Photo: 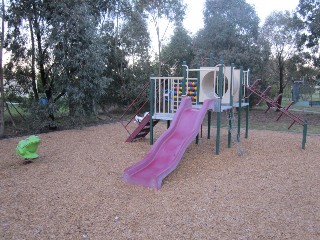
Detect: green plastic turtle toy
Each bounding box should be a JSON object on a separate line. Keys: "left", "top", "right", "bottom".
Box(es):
{"left": 16, "top": 135, "right": 41, "bottom": 159}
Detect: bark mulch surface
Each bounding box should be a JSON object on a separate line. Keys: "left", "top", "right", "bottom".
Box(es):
{"left": 1, "top": 122, "right": 320, "bottom": 239}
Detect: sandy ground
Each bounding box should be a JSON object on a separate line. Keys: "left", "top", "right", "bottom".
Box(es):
{"left": 1, "top": 122, "right": 320, "bottom": 240}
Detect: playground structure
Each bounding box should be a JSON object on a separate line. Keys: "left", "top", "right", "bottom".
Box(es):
{"left": 246, "top": 80, "right": 307, "bottom": 148}
{"left": 121, "top": 57, "right": 252, "bottom": 189}
{"left": 121, "top": 55, "right": 308, "bottom": 189}
{"left": 120, "top": 57, "right": 251, "bottom": 155}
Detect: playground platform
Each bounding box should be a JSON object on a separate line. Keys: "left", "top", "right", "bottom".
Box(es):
{"left": 153, "top": 103, "right": 249, "bottom": 121}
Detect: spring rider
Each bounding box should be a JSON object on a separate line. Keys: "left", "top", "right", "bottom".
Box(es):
{"left": 16, "top": 135, "right": 41, "bottom": 159}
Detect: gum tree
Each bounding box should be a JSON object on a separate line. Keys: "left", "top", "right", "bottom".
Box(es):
{"left": 261, "top": 11, "right": 299, "bottom": 103}
{"left": 295, "top": 0, "right": 320, "bottom": 66}
{"left": 194, "top": 0, "right": 260, "bottom": 67}
{"left": 135, "top": 0, "right": 186, "bottom": 75}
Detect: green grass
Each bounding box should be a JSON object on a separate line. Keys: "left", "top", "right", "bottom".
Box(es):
{"left": 4, "top": 105, "right": 26, "bottom": 121}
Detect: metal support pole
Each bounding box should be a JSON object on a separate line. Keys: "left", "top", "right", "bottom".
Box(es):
{"left": 207, "top": 111, "right": 211, "bottom": 139}
{"left": 228, "top": 110, "right": 232, "bottom": 148}
{"left": 216, "top": 58, "right": 223, "bottom": 155}
{"left": 245, "top": 104, "right": 249, "bottom": 139}
{"left": 150, "top": 75, "right": 155, "bottom": 145}
{"left": 210, "top": 52, "right": 214, "bottom": 66}
{"left": 302, "top": 121, "right": 307, "bottom": 149}
{"left": 196, "top": 63, "right": 200, "bottom": 105}
{"left": 182, "top": 61, "right": 187, "bottom": 96}
{"left": 237, "top": 66, "right": 243, "bottom": 142}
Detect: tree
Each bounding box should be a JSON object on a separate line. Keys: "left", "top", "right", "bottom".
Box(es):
{"left": 295, "top": 0, "right": 320, "bottom": 66}
{"left": 5, "top": 0, "right": 52, "bottom": 101}
{"left": 194, "top": 0, "right": 260, "bottom": 67}
{"left": 0, "top": 0, "right": 5, "bottom": 137}
{"left": 136, "top": 0, "right": 186, "bottom": 75}
{"left": 261, "top": 11, "right": 299, "bottom": 103}
{"left": 46, "top": 0, "right": 109, "bottom": 118}
{"left": 161, "top": 24, "right": 194, "bottom": 76}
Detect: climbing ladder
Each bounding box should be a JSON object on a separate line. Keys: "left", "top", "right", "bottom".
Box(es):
{"left": 247, "top": 80, "right": 305, "bottom": 129}
{"left": 125, "top": 114, "right": 159, "bottom": 142}
{"left": 246, "top": 79, "right": 307, "bottom": 149}
{"left": 120, "top": 81, "right": 158, "bottom": 142}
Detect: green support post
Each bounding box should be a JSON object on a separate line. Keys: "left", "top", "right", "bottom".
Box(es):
{"left": 207, "top": 111, "right": 211, "bottom": 139}
{"left": 245, "top": 68, "right": 250, "bottom": 139}
{"left": 228, "top": 110, "right": 232, "bottom": 148}
{"left": 237, "top": 66, "right": 243, "bottom": 142}
{"left": 149, "top": 75, "right": 155, "bottom": 145}
{"left": 228, "top": 63, "right": 235, "bottom": 148}
{"left": 208, "top": 55, "right": 214, "bottom": 140}
{"left": 246, "top": 69, "right": 250, "bottom": 104}
{"left": 196, "top": 63, "right": 200, "bottom": 105}
{"left": 302, "top": 121, "right": 307, "bottom": 149}
{"left": 210, "top": 52, "right": 214, "bottom": 66}
{"left": 230, "top": 63, "right": 234, "bottom": 107}
{"left": 196, "top": 133, "right": 199, "bottom": 144}
{"left": 182, "top": 61, "right": 187, "bottom": 96}
{"left": 245, "top": 104, "right": 249, "bottom": 139}
{"left": 216, "top": 58, "right": 223, "bottom": 155}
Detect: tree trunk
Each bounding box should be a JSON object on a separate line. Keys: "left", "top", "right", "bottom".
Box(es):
{"left": 0, "top": 0, "right": 5, "bottom": 137}
{"left": 32, "top": 1, "right": 50, "bottom": 100}
{"left": 28, "top": 15, "right": 39, "bottom": 101}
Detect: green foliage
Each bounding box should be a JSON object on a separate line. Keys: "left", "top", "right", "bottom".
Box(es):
{"left": 161, "top": 24, "right": 194, "bottom": 76}
{"left": 261, "top": 11, "right": 300, "bottom": 95}
{"left": 46, "top": 1, "right": 110, "bottom": 117}
{"left": 194, "top": 0, "right": 260, "bottom": 67}
{"left": 296, "top": 0, "right": 320, "bottom": 48}
{"left": 295, "top": 0, "right": 320, "bottom": 66}
{"left": 135, "top": 0, "right": 186, "bottom": 75}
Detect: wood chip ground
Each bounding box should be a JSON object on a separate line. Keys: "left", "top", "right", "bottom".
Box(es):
{"left": 1, "top": 122, "right": 320, "bottom": 239}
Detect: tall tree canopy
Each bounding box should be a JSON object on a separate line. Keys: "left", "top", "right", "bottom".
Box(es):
{"left": 296, "top": 0, "right": 320, "bottom": 66}
{"left": 161, "top": 24, "right": 194, "bottom": 76}
{"left": 136, "top": 0, "right": 186, "bottom": 75}
{"left": 46, "top": 0, "right": 109, "bottom": 117}
{"left": 261, "top": 11, "right": 300, "bottom": 99}
{"left": 194, "top": 0, "right": 260, "bottom": 67}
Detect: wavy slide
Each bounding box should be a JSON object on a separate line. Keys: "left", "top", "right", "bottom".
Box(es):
{"left": 123, "top": 97, "right": 215, "bottom": 189}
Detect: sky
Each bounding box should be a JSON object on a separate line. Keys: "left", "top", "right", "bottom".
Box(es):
{"left": 183, "top": 0, "right": 300, "bottom": 34}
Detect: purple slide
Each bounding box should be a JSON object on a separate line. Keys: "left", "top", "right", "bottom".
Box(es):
{"left": 123, "top": 97, "right": 215, "bottom": 189}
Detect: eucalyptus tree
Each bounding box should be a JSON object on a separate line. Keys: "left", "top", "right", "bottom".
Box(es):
{"left": 161, "top": 24, "right": 194, "bottom": 76}
{"left": 295, "top": 0, "right": 320, "bottom": 66}
{"left": 116, "top": 10, "right": 152, "bottom": 103}
{"left": 135, "top": 0, "right": 186, "bottom": 75}
{"left": 5, "top": 0, "right": 50, "bottom": 101}
{"left": 0, "top": 0, "right": 4, "bottom": 137}
{"left": 194, "top": 0, "right": 260, "bottom": 67}
{"left": 261, "top": 11, "right": 300, "bottom": 102}
{"left": 45, "top": 0, "right": 109, "bottom": 117}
